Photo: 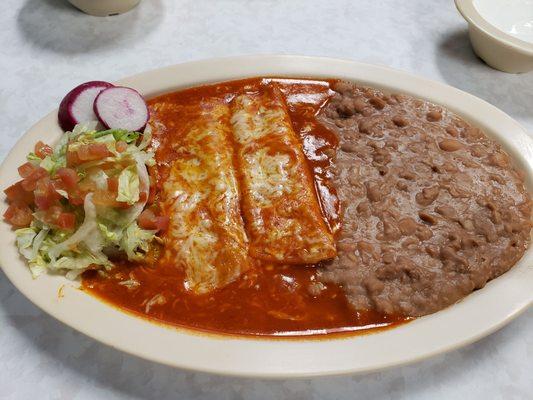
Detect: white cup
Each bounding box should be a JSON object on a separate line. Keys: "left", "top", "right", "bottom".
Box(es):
{"left": 456, "top": 0, "right": 533, "bottom": 73}
{"left": 67, "top": 0, "right": 141, "bottom": 16}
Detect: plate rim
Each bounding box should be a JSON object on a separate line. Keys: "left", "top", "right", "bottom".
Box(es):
{"left": 0, "top": 55, "right": 532, "bottom": 378}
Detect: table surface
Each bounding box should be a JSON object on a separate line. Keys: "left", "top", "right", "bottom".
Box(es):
{"left": 1, "top": 0, "right": 532, "bottom": 399}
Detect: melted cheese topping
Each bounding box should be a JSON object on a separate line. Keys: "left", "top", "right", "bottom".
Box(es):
{"left": 231, "top": 87, "right": 336, "bottom": 263}
{"left": 245, "top": 149, "right": 292, "bottom": 206}
{"left": 159, "top": 99, "right": 250, "bottom": 294}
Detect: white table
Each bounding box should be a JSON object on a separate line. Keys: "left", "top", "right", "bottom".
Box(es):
{"left": 1, "top": 1, "right": 531, "bottom": 399}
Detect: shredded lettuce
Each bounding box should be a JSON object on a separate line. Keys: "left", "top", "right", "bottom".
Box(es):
{"left": 14, "top": 122, "right": 157, "bottom": 280}
{"left": 39, "top": 156, "right": 56, "bottom": 172}
{"left": 116, "top": 165, "right": 140, "bottom": 205}
{"left": 71, "top": 121, "right": 99, "bottom": 138}
{"left": 27, "top": 153, "right": 42, "bottom": 162}
{"left": 56, "top": 189, "right": 69, "bottom": 199}
{"left": 91, "top": 170, "right": 109, "bottom": 190}
{"left": 16, "top": 226, "right": 52, "bottom": 278}
{"left": 16, "top": 228, "right": 37, "bottom": 260}
{"left": 112, "top": 129, "right": 140, "bottom": 143}
{"left": 98, "top": 222, "right": 121, "bottom": 245}
{"left": 121, "top": 222, "right": 156, "bottom": 261}
{"left": 138, "top": 125, "right": 153, "bottom": 150}
{"left": 54, "top": 131, "right": 69, "bottom": 158}
{"left": 93, "top": 129, "right": 140, "bottom": 144}
{"left": 54, "top": 252, "right": 108, "bottom": 273}
{"left": 38, "top": 133, "right": 69, "bottom": 174}
{"left": 31, "top": 228, "right": 49, "bottom": 260}
{"left": 93, "top": 133, "right": 118, "bottom": 147}
{"left": 48, "top": 194, "right": 105, "bottom": 261}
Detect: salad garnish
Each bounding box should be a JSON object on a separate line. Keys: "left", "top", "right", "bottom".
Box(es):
{"left": 4, "top": 121, "right": 167, "bottom": 279}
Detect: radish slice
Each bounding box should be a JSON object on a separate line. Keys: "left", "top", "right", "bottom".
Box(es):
{"left": 58, "top": 81, "right": 114, "bottom": 131}
{"left": 94, "top": 86, "right": 149, "bottom": 132}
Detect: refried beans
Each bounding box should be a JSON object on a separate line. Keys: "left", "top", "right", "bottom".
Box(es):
{"left": 316, "top": 81, "right": 532, "bottom": 317}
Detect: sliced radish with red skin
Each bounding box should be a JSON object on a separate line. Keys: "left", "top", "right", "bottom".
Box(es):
{"left": 94, "top": 86, "right": 149, "bottom": 132}
{"left": 58, "top": 81, "right": 114, "bottom": 131}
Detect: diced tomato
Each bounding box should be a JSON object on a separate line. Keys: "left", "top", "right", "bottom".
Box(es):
{"left": 147, "top": 190, "right": 156, "bottom": 205}
{"left": 69, "top": 191, "right": 86, "bottom": 206}
{"left": 18, "top": 162, "right": 38, "bottom": 178}
{"left": 66, "top": 150, "right": 81, "bottom": 167}
{"left": 3, "top": 203, "right": 33, "bottom": 227}
{"left": 34, "top": 193, "right": 50, "bottom": 209}
{"left": 20, "top": 167, "right": 48, "bottom": 191}
{"left": 77, "top": 177, "right": 97, "bottom": 193}
{"left": 34, "top": 177, "right": 60, "bottom": 210}
{"left": 139, "top": 191, "right": 148, "bottom": 202}
{"left": 147, "top": 178, "right": 156, "bottom": 205}
{"left": 21, "top": 178, "right": 37, "bottom": 192}
{"left": 46, "top": 205, "right": 63, "bottom": 220}
{"left": 4, "top": 181, "right": 34, "bottom": 205}
{"left": 34, "top": 194, "right": 52, "bottom": 210}
{"left": 66, "top": 142, "right": 112, "bottom": 166}
{"left": 34, "top": 141, "right": 53, "bottom": 159}
{"left": 117, "top": 201, "right": 132, "bottom": 209}
{"left": 92, "top": 190, "right": 122, "bottom": 208}
{"left": 31, "top": 167, "right": 48, "bottom": 180}
{"left": 56, "top": 167, "right": 79, "bottom": 190}
{"left": 77, "top": 144, "right": 112, "bottom": 162}
{"left": 76, "top": 145, "right": 92, "bottom": 161}
{"left": 116, "top": 141, "right": 128, "bottom": 153}
{"left": 155, "top": 215, "right": 169, "bottom": 232}
{"left": 146, "top": 169, "right": 157, "bottom": 205}
{"left": 138, "top": 209, "right": 157, "bottom": 230}
{"left": 89, "top": 143, "right": 113, "bottom": 158}
{"left": 107, "top": 177, "right": 118, "bottom": 192}
{"left": 34, "top": 177, "right": 49, "bottom": 195}
{"left": 138, "top": 209, "right": 168, "bottom": 232}
{"left": 137, "top": 176, "right": 150, "bottom": 204}
{"left": 36, "top": 205, "right": 64, "bottom": 227}
{"left": 56, "top": 212, "right": 76, "bottom": 230}
{"left": 50, "top": 179, "right": 66, "bottom": 193}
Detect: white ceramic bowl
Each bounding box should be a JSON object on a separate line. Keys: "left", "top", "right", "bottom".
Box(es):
{"left": 0, "top": 56, "right": 532, "bottom": 378}
{"left": 67, "top": 0, "right": 141, "bottom": 16}
{"left": 456, "top": 0, "right": 533, "bottom": 73}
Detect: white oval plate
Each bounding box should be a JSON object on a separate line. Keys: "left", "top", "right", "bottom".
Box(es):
{"left": 1, "top": 56, "right": 532, "bottom": 378}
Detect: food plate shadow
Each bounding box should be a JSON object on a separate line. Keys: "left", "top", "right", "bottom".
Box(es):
{"left": 436, "top": 29, "right": 533, "bottom": 120}
{"left": 16, "top": 0, "right": 164, "bottom": 55}
{"left": 2, "top": 270, "right": 531, "bottom": 398}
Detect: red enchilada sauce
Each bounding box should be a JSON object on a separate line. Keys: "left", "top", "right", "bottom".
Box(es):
{"left": 82, "top": 78, "right": 408, "bottom": 336}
